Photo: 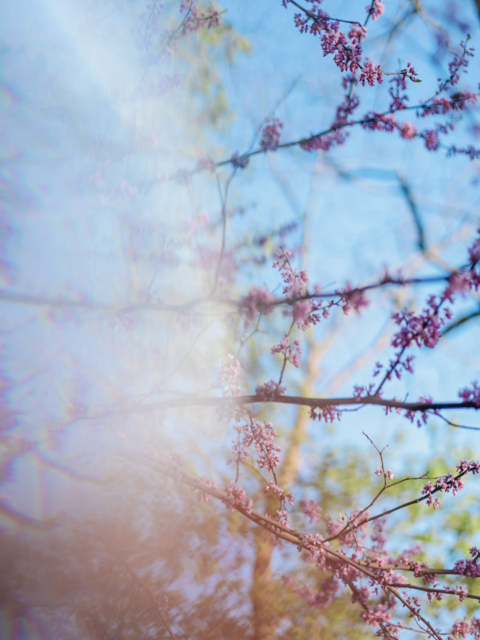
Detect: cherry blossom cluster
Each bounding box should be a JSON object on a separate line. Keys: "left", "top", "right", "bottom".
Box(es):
{"left": 421, "top": 460, "right": 480, "bottom": 508}
{"left": 388, "top": 62, "right": 419, "bottom": 111}
{"left": 360, "top": 603, "right": 393, "bottom": 630}
{"left": 366, "top": 0, "right": 384, "bottom": 22}
{"left": 359, "top": 59, "right": 383, "bottom": 87}
{"left": 442, "top": 585, "right": 469, "bottom": 603}
{"left": 453, "top": 554, "right": 480, "bottom": 579}
{"left": 148, "top": 0, "right": 221, "bottom": 60}
{"left": 284, "top": 0, "right": 384, "bottom": 81}
{"left": 219, "top": 355, "right": 242, "bottom": 398}
{"left": 337, "top": 281, "right": 370, "bottom": 314}
{"left": 179, "top": 0, "right": 221, "bottom": 35}
{"left": 271, "top": 335, "right": 303, "bottom": 369}
{"left": 447, "top": 36, "right": 475, "bottom": 87}
{"left": 354, "top": 383, "right": 376, "bottom": 398}
{"left": 288, "top": 526, "right": 423, "bottom": 635}
{"left": 230, "top": 151, "right": 249, "bottom": 169}
{"left": 253, "top": 251, "right": 326, "bottom": 397}
{"left": 224, "top": 482, "right": 253, "bottom": 514}
{"left": 300, "top": 92, "right": 360, "bottom": 152}
{"left": 273, "top": 248, "right": 327, "bottom": 328}
{"left": 326, "top": 510, "right": 371, "bottom": 548}
{"left": 133, "top": 0, "right": 221, "bottom": 64}
{"left": 240, "top": 286, "right": 276, "bottom": 329}
{"left": 255, "top": 333, "right": 303, "bottom": 400}
{"left": 421, "top": 91, "right": 478, "bottom": 117}
{"left": 299, "top": 498, "right": 322, "bottom": 524}
{"left": 193, "top": 475, "right": 218, "bottom": 502}
{"left": 265, "top": 479, "right": 295, "bottom": 523}
{"left": 309, "top": 405, "right": 343, "bottom": 423}
{"left": 392, "top": 303, "right": 446, "bottom": 351}
{"left": 450, "top": 618, "right": 480, "bottom": 640}
{"left": 255, "top": 379, "right": 287, "bottom": 400}
{"left": 229, "top": 418, "right": 281, "bottom": 473}
{"left": 260, "top": 118, "right": 283, "bottom": 152}
{"left": 224, "top": 414, "right": 296, "bottom": 525}
{"left": 402, "top": 395, "right": 434, "bottom": 429}
{"left": 229, "top": 421, "right": 251, "bottom": 466}
{"left": 373, "top": 228, "right": 480, "bottom": 396}
{"left": 458, "top": 382, "right": 480, "bottom": 408}
{"left": 375, "top": 467, "right": 394, "bottom": 480}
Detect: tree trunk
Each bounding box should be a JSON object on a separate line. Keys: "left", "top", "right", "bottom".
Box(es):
{"left": 250, "top": 337, "right": 322, "bottom": 640}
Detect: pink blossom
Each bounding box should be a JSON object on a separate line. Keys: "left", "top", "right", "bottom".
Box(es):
{"left": 448, "top": 44, "right": 473, "bottom": 86}
{"left": 359, "top": 60, "right": 383, "bottom": 87}
{"left": 219, "top": 355, "right": 242, "bottom": 397}
{"left": 458, "top": 382, "right": 480, "bottom": 407}
{"left": 443, "top": 272, "right": 471, "bottom": 302}
{"left": 363, "top": 112, "right": 397, "bottom": 133}
{"left": 391, "top": 303, "right": 446, "bottom": 352}
{"left": 255, "top": 380, "right": 287, "bottom": 399}
{"left": 260, "top": 118, "right": 283, "bottom": 152}
{"left": 452, "top": 620, "right": 471, "bottom": 639}
{"left": 230, "top": 152, "right": 249, "bottom": 169}
{"left": 349, "top": 24, "right": 367, "bottom": 43}
{"left": 224, "top": 482, "right": 253, "bottom": 514}
{"left": 300, "top": 498, "right": 322, "bottom": 524}
{"left": 229, "top": 416, "right": 282, "bottom": 474}
{"left": 421, "top": 461, "right": 478, "bottom": 508}
{"left": 241, "top": 286, "right": 276, "bottom": 328}
{"left": 300, "top": 130, "right": 347, "bottom": 152}
{"left": 360, "top": 603, "right": 391, "bottom": 626}
{"left": 310, "top": 405, "right": 343, "bottom": 422}
{"left": 469, "top": 229, "right": 480, "bottom": 264}
{"left": 193, "top": 476, "right": 218, "bottom": 502}
{"left": 338, "top": 282, "right": 370, "bottom": 314}
{"left": 271, "top": 335, "right": 302, "bottom": 368}
{"left": 366, "top": 0, "right": 385, "bottom": 21}
{"left": 453, "top": 559, "right": 480, "bottom": 578}
{"left": 400, "top": 121, "right": 417, "bottom": 139}
{"left": 424, "top": 129, "right": 440, "bottom": 151}
{"left": 265, "top": 479, "right": 294, "bottom": 506}
{"left": 351, "top": 585, "right": 371, "bottom": 605}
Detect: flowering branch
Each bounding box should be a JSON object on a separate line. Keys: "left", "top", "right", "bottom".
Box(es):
{"left": 130, "top": 452, "right": 480, "bottom": 640}
{"left": 102, "top": 393, "right": 480, "bottom": 419}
